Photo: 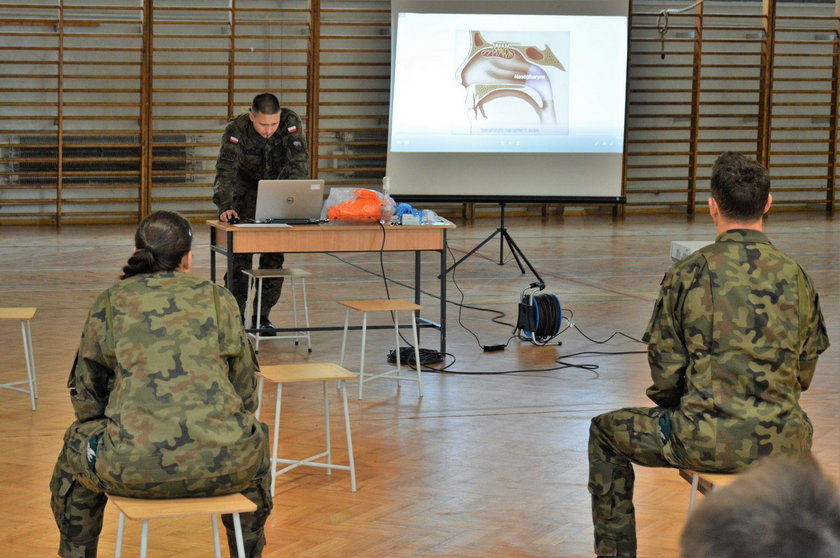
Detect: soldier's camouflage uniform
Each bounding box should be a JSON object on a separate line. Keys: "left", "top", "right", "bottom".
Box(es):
{"left": 50, "top": 271, "right": 272, "bottom": 558}
{"left": 588, "top": 229, "right": 829, "bottom": 558}
{"left": 212, "top": 110, "right": 309, "bottom": 318}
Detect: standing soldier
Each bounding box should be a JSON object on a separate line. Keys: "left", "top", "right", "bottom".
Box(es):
{"left": 587, "top": 152, "right": 830, "bottom": 558}
{"left": 213, "top": 92, "right": 309, "bottom": 334}
{"left": 50, "top": 211, "right": 271, "bottom": 558}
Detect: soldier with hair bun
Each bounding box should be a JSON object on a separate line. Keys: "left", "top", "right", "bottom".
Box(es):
{"left": 50, "top": 210, "right": 271, "bottom": 558}
{"left": 587, "top": 152, "right": 830, "bottom": 558}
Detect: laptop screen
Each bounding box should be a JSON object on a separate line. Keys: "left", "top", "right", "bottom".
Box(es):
{"left": 254, "top": 180, "right": 325, "bottom": 222}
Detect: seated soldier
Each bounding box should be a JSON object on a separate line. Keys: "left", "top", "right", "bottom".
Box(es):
{"left": 50, "top": 210, "right": 271, "bottom": 558}
{"left": 587, "top": 151, "right": 830, "bottom": 558}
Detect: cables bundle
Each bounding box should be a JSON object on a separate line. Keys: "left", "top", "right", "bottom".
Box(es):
{"left": 514, "top": 283, "right": 568, "bottom": 345}
{"left": 387, "top": 347, "right": 445, "bottom": 366}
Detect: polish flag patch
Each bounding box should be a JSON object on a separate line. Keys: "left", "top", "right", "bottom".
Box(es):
{"left": 228, "top": 136, "right": 239, "bottom": 144}
{"left": 287, "top": 126, "right": 297, "bottom": 133}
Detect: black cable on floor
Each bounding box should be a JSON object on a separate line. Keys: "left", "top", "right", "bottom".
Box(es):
{"left": 386, "top": 347, "right": 446, "bottom": 366}
{"left": 327, "top": 240, "right": 515, "bottom": 353}
{"left": 573, "top": 323, "right": 646, "bottom": 345}
{"left": 326, "top": 245, "right": 647, "bottom": 376}
{"left": 326, "top": 246, "right": 515, "bottom": 328}
{"left": 447, "top": 240, "right": 485, "bottom": 349}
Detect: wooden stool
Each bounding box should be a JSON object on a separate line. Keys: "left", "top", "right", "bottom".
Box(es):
{"left": 679, "top": 469, "right": 739, "bottom": 512}
{"left": 243, "top": 268, "right": 312, "bottom": 353}
{"left": 255, "top": 363, "right": 357, "bottom": 495}
{"left": 108, "top": 493, "right": 257, "bottom": 558}
{"left": 338, "top": 299, "right": 423, "bottom": 400}
{"left": 0, "top": 307, "right": 37, "bottom": 410}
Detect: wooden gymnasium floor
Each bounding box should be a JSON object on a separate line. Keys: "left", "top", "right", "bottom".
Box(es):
{"left": 0, "top": 212, "right": 837, "bottom": 558}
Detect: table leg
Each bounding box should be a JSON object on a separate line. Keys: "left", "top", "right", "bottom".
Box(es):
{"left": 440, "top": 231, "right": 448, "bottom": 355}
{"left": 209, "top": 226, "right": 216, "bottom": 283}
{"left": 415, "top": 251, "right": 421, "bottom": 346}
{"left": 226, "top": 230, "right": 234, "bottom": 291}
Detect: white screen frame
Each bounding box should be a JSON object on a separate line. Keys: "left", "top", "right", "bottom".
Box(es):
{"left": 387, "top": 0, "right": 630, "bottom": 203}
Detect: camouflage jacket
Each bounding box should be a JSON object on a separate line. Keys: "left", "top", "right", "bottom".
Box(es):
{"left": 644, "top": 229, "right": 829, "bottom": 469}
{"left": 68, "top": 271, "right": 265, "bottom": 486}
{"left": 212, "top": 110, "right": 309, "bottom": 216}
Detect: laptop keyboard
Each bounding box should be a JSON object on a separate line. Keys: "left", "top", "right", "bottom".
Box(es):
{"left": 253, "top": 218, "right": 321, "bottom": 225}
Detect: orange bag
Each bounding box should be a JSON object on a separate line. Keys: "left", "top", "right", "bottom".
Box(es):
{"left": 327, "top": 189, "right": 382, "bottom": 222}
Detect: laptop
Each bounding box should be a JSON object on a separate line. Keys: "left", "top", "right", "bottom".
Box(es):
{"left": 252, "top": 179, "right": 325, "bottom": 224}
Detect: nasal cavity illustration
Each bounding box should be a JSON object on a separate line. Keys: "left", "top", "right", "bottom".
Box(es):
{"left": 456, "top": 30, "right": 567, "bottom": 129}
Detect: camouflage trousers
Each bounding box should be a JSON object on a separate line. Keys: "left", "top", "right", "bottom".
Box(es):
{"left": 227, "top": 252, "right": 285, "bottom": 320}
{"left": 225, "top": 182, "right": 286, "bottom": 320}
{"left": 588, "top": 407, "right": 689, "bottom": 558}
{"left": 50, "top": 421, "right": 273, "bottom": 558}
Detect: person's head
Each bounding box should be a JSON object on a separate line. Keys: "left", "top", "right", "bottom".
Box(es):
{"left": 680, "top": 456, "right": 840, "bottom": 558}
{"left": 121, "top": 210, "right": 193, "bottom": 279}
{"left": 708, "top": 151, "right": 772, "bottom": 229}
{"left": 249, "top": 93, "right": 281, "bottom": 139}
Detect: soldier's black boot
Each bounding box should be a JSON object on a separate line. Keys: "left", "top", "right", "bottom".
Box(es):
{"left": 252, "top": 316, "right": 277, "bottom": 337}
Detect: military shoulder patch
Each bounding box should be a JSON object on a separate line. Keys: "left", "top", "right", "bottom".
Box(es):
{"left": 287, "top": 126, "right": 297, "bottom": 133}
{"left": 229, "top": 136, "right": 239, "bottom": 144}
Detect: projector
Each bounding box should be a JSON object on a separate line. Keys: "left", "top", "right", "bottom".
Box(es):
{"left": 670, "top": 240, "right": 713, "bottom": 262}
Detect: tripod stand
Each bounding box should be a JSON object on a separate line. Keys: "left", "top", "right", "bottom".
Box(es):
{"left": 442, "top": 202, "right": 544, "bottom": 283}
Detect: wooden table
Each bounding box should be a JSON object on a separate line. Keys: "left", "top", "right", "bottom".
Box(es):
{"left": 207, "top": 221, "right": 453, "bottom": 353}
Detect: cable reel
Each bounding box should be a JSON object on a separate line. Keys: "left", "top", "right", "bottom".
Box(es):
{"left": 515, "top": 282, "right": 565, "bottom": 345}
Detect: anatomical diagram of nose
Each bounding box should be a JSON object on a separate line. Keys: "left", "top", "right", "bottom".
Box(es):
{"left": 457, "top": 30, "right": 566, "bottom": 127}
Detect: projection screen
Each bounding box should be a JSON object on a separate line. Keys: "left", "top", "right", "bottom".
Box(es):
{"left": 387, "top": 0, "right": 630, "bottom": 203}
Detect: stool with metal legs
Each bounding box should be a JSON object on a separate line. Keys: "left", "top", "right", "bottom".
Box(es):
{"left": 338, "top": 299, "right": 423, "bottom": 400}
{"left": 242, "top": 268, "right": 312, "bottom": 352}
{"left": 679, "top": 469, "right": 739, "bottom": 513}
{"left": 0, "top": 307, "right": 37, "bottom": 410}
{"left": 255, "top": 362, "right": 357, "bottom": 495}
{"left": 108, "top": 493, "right": 256, "bottom": 558}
